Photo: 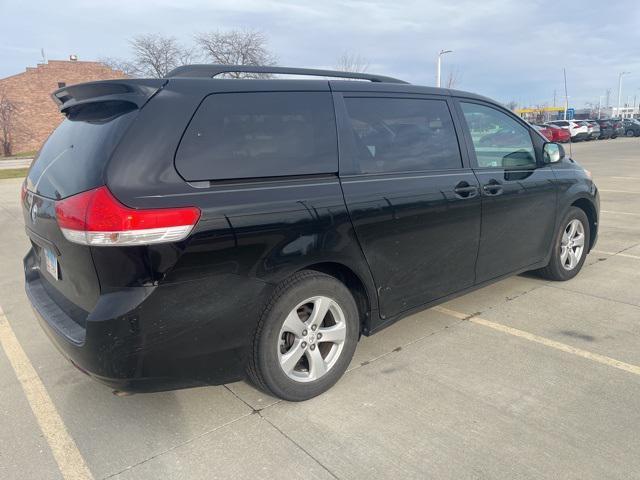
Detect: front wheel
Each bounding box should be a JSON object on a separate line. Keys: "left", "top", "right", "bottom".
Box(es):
{"left": 626, "top": 130, "right": 635, "bottom": 137}
{"left": 247, "top": 270, "right": 359, "bottom": 401}
{"left": 537, "top": 207, "right": 590, "bottom": 281}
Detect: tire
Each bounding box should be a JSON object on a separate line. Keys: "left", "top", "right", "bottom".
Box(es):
{"left": 247, "top": 270, "right": 359, "bottom": 401}
{"left": 626, "top": 130, "right": 635, "bottom": 137}
{"left": 537, "top": 207, "right": 590, "bottom": 281}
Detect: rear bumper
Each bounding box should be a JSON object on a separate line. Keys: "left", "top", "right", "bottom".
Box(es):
{"left": 571, "top": 132, "right": 589, "bottom": 140}
{"left": 24, "top": 249, "right": 265, "bottom": 392}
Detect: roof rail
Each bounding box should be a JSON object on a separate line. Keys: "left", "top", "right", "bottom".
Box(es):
{"left": 165, "top": 64, "right": 409, "bottom": 84}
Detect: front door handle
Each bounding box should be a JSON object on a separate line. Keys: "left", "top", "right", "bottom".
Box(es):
{"left": 453, "top": 181, "right": 478, "bottom": 199}
{"left": 482, "top": 179, "right": 503, "bottom": 196}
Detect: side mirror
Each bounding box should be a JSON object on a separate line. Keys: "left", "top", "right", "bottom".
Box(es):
{"left": 543, "top": 142, "right": 565, "bottom": 163}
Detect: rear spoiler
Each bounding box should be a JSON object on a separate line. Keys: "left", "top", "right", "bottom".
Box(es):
{"left": 52, "top": 79, "right": 167, "bottom": 116}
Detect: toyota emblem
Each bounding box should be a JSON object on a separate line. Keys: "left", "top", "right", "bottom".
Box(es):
{"left": 31, "top": 203, "right": 38, "bottom": 223}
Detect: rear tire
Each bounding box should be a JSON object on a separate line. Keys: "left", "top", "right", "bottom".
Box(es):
{"left": 247, "top": 270, "right": 359, "bottom": 401}
{"left": 537, "top": 207, "right": 590, "bottom": 281}
{"left": 626, "top": 130, "right": 635, "bottom": 137}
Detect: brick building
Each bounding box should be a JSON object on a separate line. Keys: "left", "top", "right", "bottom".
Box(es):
{"left": 0, "top": 58, "right": 126, "bottom": 155}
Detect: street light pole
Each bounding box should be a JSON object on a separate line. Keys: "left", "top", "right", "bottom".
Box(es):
{"left": 617, "top": 71, "right": 630, "bottom": 118}
{"left": 598, "top": 95, "right": 604, "bottom": 119}
{"left": 436, "top": 49, "right": 452, "bottom": 88}
{"left": 563, "top": 68, "right": 569, "bottom": 120}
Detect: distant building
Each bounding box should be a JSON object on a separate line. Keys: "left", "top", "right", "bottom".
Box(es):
{"left": 0, "top": 57, "right": 126, "bottom": 155}
{"left": 611, "top": 106, "right": 638, "bottom": 119}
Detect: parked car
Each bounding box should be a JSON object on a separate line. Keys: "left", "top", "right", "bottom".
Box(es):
{"left": 21, "top": 65, "right": 600, "bottom": 401}
{"left": 547, "top": 120, "right": 589, "bottom": 141}
{"left": 607, "top": 119, "right": 624, "bottom": 138}
{"left": 584, "top": 120, "right": 601, "bottom": 140}
{"left": 545, "top": 123, "right": 571, "bottom": 143}
{"left": 579, "top": 120, "right": 595, "bottom": 140}
{"left": 533, "top": 124, "right": 554, "bottom": 141}
{"left": 623, "top": 118, "right": 640, "bottom": 137}
{"left": 595, "top": 119, "right": 614, "bottom": 139}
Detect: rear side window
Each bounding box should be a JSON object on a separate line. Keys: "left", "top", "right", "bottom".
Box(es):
{"left": 343, "top": 97, "right": 462, "bottom": 174}
{"left": 27, "top": 103, "right": 137, "bottom": 200}
{"left": 176, "top": 92, "right": 338, "bottom": 181}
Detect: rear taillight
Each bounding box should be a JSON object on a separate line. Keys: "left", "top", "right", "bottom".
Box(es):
{"left": 55, "top": 186, "right": 200, "bottom": 246}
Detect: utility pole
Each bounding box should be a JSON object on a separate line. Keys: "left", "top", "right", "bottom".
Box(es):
{"left": 617, "top": 71, "right": 630, "bottom": 118}
{"left": 563, "top": 68, "right": 569, "bottom": 120}
{"left": 606, "top": 89, "right": 611, "bottom": 108}
{"left": 598, "top": 96, "right": 604, "bottom": 119}
{"left": 436, "top": 49, "right": 452, "bottom": 88}
{"left": 553, "top": 89, "right": 557, "bottom": 107}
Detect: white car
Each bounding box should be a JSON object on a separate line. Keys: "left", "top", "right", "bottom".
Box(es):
{"left": 546, "top": 120, "right": 589, "bottom": 141}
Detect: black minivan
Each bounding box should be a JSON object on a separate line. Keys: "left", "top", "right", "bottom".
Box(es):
{"left": 22, "top": 65, "right": 599, "bottom": 401}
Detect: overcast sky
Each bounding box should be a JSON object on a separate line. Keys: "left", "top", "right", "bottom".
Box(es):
{"left": 2, "top": 0, "right": 640, "bottom": 108}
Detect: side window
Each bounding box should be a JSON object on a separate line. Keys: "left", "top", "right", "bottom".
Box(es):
{"left": 176, "top": 92, "right": 337, "bottom": 181}
{"left": 343, "top": 97, "right": 462, "bottom": 174}
{"left": 460, "top": 102, "right": 536, "bottom": 169}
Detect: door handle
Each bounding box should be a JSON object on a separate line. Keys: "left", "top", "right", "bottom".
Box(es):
{"left": 482, "top": 179, "right": 503, "bottom": 196}
{"left": 453, "top": 181, "right": 478, "bottom": 199}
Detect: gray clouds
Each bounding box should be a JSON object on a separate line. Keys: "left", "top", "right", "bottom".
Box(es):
{"left": 1, "top": 0, "right": 639, "bottom": 107}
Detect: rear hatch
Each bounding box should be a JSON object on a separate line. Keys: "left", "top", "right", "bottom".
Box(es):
{"left": 23, "top": 79, "right": 165, "bottom": 321}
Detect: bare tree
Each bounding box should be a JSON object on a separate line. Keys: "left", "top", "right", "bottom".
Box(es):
{"left": 505, "top": 100, "right": 518, "bottom": 111}
{"left": 100, "top": 57, "right": 138, "bottom": 77}
{"left": 129, "top": 34, "right": 195, "bottom": 77}
{"left": 0, "top": 89, "right": 18, "bottom": 157}
{"left": 194, "top": 29, "right": 276, "bottom": 78}
{"left": 445, "top": 67, "right": 462, "bottom": 89}
{"left": 335, "top": 52, "right": 369, "bottom": 73}
{"left": 103, "top": 34, "right": 194, "bottom": 78}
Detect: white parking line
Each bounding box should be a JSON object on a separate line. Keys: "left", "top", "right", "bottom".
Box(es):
{"left": 0, "top": 305, "right": 93, "bottom": 480}
{"left": 433, "top": 306, "right": 640, "bottom": 376}
{"left": 611, "top": 177, "right": 640, "bottom": 181}
{"left": 592, "top": 250, "right": 640, "bottom": 260}
{"left": 601, "top": 210, "right": 640, "bottom": 217}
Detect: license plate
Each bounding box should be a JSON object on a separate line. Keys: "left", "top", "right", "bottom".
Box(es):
{"left": 44, "top": 248, "right": 59, "bottom": 280}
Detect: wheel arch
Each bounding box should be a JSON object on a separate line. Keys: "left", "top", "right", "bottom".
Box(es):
{"left": 299, "top": 261, "right": 375, "bottom": 335}
{"left": 570, "top": 197, "right": 598, "bottom": 251}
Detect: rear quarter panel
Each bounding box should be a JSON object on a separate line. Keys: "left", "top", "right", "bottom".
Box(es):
{"left": 103, "top": 80, "right": 379, "bottom": 358}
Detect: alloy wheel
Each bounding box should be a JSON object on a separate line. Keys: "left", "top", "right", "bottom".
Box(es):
{"left": 277, "top": 296, "right": 347, "bottom": 382}
{"left": 560, "top": 219, "right": 585, "bottom": 271}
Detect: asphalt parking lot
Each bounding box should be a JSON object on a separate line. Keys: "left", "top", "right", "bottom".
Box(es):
{"left": 0, "top": 138, "right": 639, "bottom": 480}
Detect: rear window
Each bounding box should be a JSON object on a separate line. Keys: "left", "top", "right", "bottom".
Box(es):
{"left": 175, "top": 92, "right": 338, "bottom": 181}
{"left": 27, "top": 103, "right": 137, "bottom": 199}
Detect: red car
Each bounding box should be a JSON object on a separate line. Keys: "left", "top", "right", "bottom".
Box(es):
{"left": 533, "top": 124, "right": 554, "bottom": 141}
{"left": 544, "top": 123, "right": 571, "bottom": 143}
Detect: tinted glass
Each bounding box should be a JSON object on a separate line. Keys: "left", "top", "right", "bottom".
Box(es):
{"left": 176, "top": 92, "right": 337, "bottom": 181}
{"left": 343, "top": 97, "right": 462, "bottom": 173}
{"left": 27, "top": 104, "right": 137, "bottom": 199}
{"left": 460, "top": 102, "right": 536, "bottom": 169}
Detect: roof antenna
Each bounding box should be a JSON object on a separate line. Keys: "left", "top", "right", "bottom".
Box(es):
{"left": 40, "top": 48, "right": 47, "bottom": 64}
